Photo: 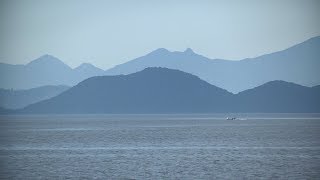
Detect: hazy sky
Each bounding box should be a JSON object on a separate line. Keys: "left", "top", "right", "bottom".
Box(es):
{"left": 1, "top": 0, "right": 319, "bottom": 69}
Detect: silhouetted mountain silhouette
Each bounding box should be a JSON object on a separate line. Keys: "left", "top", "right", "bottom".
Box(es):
{"left": 106, "top": 36, "right": 320, "bottom": 93}
{"left": 0, "top": 85, "right": 69, "bottom": 109}
{"left": 0, "top": 55, "right": 104, "bottom": 89}
{"left": 74, "top": 63, "right": 105, "bottom": 82}
{"left": 1, "top": 37, "right": 319, "bottom": 92}
{"left": 21, "top": 68, "right": 232, "bottom": 114}
{"left": 19, "top": 68, "right": 320, "bottom": 114}
{"left": 234, "top": 81, "right": 320, "bottom": 112}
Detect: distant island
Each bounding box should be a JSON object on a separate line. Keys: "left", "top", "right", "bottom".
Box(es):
{"left": 9, "top": 67, "right": 318, "bottom": 114}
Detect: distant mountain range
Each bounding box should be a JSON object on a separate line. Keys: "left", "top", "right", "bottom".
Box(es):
{"left": 0, "top": 55, "right": 104, "bottom": 89}
{"left": 18, "top": 68, "right": 320, "bottom": 114}
{"left": 106, "top": 36, "right": 320, "bottom": 93}
{"left": 0, "top": 85, "right": 69, "bottom": 109}
{"left": 0, "top": 36, "right": 319, "bottom": 92}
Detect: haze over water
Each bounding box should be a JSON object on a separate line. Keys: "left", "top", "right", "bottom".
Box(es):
{"left": 0, "top": 114, "right": 319, "bottom": 179}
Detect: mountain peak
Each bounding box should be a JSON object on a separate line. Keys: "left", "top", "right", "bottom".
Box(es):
{"left": 27, "top": 54, "right": 68, "bottom": 67}
{"left": 37, "top": 54, "right": 60, "bottom": 62}
{"left": 239, "top": 80, "right": 307, "bottom": 95}
{"left": 184, "top": 48, "right": 195, "bottom": 54}
{"left": 139, "top": 67, "right": 183, "bottom": 74}
{"left": 148, "top": 48, "right": 170, "bottom": 56}
{"left": 40, "top": 54, "right": 55, "bottom": 58}
{"left": 261, "top": 80, "right": 305, "bottom": 88}
{"left": 74, "top": 62, "right": 104, "bottom": 73}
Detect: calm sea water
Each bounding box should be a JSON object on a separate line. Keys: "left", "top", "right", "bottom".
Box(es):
{"left": 0, "top": 114, "right": 319, "bottom": 179}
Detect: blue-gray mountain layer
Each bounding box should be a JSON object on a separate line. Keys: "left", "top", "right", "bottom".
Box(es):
{"left": 234, "top": 81, "right": 320, "bottom": 112}
{"left": 1, "top": 36, "right": 319, "bottom": 92}
{"left": 0, "top": 85, "right": 69, "bottom": 109}
{"left": 106, "top": 36, "right": 320, "bottom": 93}
{"left": 0, "top": 55, "right": 104, "bottom": 89}
{"left": 20, "top": 68, "right": 320, "bottom": 114}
